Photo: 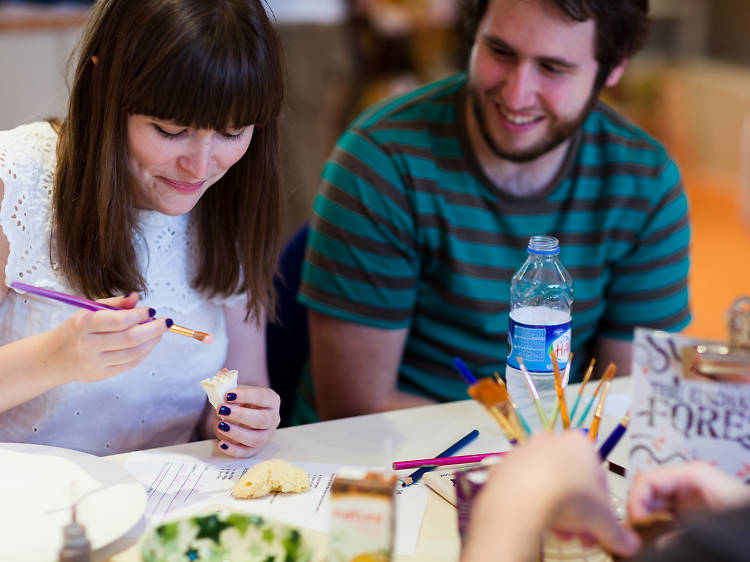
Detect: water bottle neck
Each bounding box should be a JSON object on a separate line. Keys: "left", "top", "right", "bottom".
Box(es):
{"left": 527, "top": 235, "right": 559, "bottom": 255}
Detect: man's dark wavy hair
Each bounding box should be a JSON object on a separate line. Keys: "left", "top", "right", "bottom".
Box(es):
{"left": 461, "top": 0, "right": 650, "bottom": 87}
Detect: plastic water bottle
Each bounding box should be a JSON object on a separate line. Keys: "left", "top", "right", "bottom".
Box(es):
{"left": 505, "top": 235, "right": 573, "bottom": 429}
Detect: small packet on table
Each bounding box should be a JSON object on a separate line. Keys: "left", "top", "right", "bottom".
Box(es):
{"left": 329, "top": 469, "right": 397, "bottom": 562}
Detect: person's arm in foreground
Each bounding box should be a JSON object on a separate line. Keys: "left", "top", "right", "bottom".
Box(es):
{"left": 308, "top": 310, "right": 434, "bottom": 420}
{"left": 202, "top": 304, "right": 280, "bottom": 457}
{"left": 461, "top": 432, "right": 640, "bottom": 562}
{"left": 628, "top": 461, "right": 750, "bottom": 521}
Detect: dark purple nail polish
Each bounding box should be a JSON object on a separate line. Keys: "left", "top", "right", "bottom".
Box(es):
{"left": 218, "top": 421, "right": 230, "bottom": 432}
{"left": 218, "top": 406, "right": 231, "bottom": 416}
{"left": 148, "top": 308, "right": 156, "bottom": 317}
{"left": 165, "top": 318, "right": 174, "bottom": 328}
{"left": 225, "top": 392, "right": 237, "bottom": 402}
{"left": 220, "top": 443, "right": 229, "bottom": 450}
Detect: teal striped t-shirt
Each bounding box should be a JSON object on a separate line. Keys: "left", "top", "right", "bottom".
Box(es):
{"left": 298, "top": 74, "right": 690, "bottom": 404}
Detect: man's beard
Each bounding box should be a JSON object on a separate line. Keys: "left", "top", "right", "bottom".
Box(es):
{"left": 469, "top": 84, "right": 600, "bottom": 163}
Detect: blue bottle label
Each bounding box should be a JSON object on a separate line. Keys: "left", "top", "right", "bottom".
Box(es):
{"left": 507, "top": 319, "right": 571, "bottom": 373}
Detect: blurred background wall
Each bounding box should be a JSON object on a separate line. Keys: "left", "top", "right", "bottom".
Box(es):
{"left": 1, "top": 0, "right": 748, "bottom": 341}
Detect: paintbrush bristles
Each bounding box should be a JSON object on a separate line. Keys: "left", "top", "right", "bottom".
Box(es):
{"left": 191, "top": 330, "right": 212, "bottom": 343}
{"left": 468, "top": 379, "right": 525, "bottom": 443}
{"left": 168, "top": 324, "right": 212, "bottom": 343}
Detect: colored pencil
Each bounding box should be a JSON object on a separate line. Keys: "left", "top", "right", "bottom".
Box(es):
{"left": 568, "top": 358, "right": 596, "bottom": 421}
{"left": 550, "top": 352, "right": 571, "bottom": 429}
{"left": 11, "top": 281, "right": 211, "bottom": 343}
{"left": 598, "top": 410, "right": 630, "bottom": 461}
{"left": 393, "top": 451, "right": 507, "bottom": 471}
{"left": 575, "top": 363, "right": 616, "bottom": 428}
{"left": 494, "top": 373, "right": 531, "bottom": 435}
{"left": 549, "top": 352, "right": 574, "bottom": 428}
{"left": 401, "top": 429, "right": 480, "bottom": 486}
{"left": 588, "top": 379, "right": 612, "bottom": 443}
{"left": 517, "top": 357, "right": 550, "bottom": 430}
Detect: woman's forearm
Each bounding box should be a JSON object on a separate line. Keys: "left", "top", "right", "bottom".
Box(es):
{"left": 0, "top": 330, "right": 66, "bottom": 413}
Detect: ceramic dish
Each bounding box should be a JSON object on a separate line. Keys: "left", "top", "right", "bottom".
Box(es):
{"left": 0, "top": 442, "right": 146, "bottom": 562}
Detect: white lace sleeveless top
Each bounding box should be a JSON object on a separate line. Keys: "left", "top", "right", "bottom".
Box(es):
{"left": 0, "top": 122, "right": 246, "bottom": 455}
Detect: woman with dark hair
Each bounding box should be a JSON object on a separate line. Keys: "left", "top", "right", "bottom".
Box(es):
{"left": 0, "top": 0, "right": 285, "bottom": 457}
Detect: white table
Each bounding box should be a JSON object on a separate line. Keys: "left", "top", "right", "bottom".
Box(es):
{"left": 98, "top": 376, "right": 632, "bottom": 561}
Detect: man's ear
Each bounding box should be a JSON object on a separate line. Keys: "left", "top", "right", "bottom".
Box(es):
{"left": 604, "top": 58, "right": 629, "bottom": 88}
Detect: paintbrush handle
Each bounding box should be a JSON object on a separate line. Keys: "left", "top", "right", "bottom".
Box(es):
{"left": 12, "top": 282, "right": 212, "bottom": 343}
{"left": 549, "top": 401, "right": 560, "bottom": 428}
{"left": 453, "top": 357, "right": 478, "bottom": 384}
{"left": 568, "top": 394, "right": 583, "bottom": 421}
{"left": 598, "top": 423, "right": 627, "bottom": 461}
{"left": 514, "top": 407, "right": 532, "bottom": 435}
{"left": 558, "top": 392, "right": 570, "bottom": 430}
{"left": 533, "top": 398, "right": 550, "bottom": 430}
{"left": 589, "top": 415, "right": 602, "bottom": 443}
{"left": 393, "top": 451, "right": 506, "bottom": 470}
{"left": 575, "top": 395, "right": 596, "bottom": 428}
{"left": 483, "top": 404, "right": 523, "bottom": 444}
{"left": 11, "top": 282, "right": 117, "bottom": 312}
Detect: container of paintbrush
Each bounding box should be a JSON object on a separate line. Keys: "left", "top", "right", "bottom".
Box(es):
{"left": 467, "top": 377, "right": 527, "bottom": 445}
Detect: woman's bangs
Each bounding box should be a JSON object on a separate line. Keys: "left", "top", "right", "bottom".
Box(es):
{"left": 124, "top": 38, "right": 281, "bottom": 132}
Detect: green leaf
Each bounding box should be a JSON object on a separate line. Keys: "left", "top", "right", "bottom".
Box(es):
{"left": 226, "top": 513, "right": 251, "bottom": 536}
{"left": 194, "top": 514, "right": 232, "bottom": 545}
{"left": 283, "top": 529, "right": 302, "bottom": 561}
{"left": 156, "top": 521, "right": 180, "bottom": 543}
{"left": 262, "top": 527, "right": 275, "bottom": 543}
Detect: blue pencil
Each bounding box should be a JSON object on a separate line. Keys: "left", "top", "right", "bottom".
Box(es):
{"left": 401, "top": 429, "right": 480, "bottom": 486}
{"left": 597, "top": 410, "right": 630, "bottom": 461}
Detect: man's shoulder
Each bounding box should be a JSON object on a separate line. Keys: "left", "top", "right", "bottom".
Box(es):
{"left": 581, "top": 102, "right": 671, "bottom": 162}
{"left": 576, "top": 102, "right": 680, "bottom": 194}
{"left": 349, "top": 74, "right": 466, "bottom": 134}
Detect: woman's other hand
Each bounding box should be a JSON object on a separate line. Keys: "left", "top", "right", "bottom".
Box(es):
{"left": 213, "top": 385, "right": 281, "bottom": 457}
{"left": 628, "top": 461, "right": 750, "bottom": 522}
{"left": 48, "top": 292, "right": 169, "bottom": 382}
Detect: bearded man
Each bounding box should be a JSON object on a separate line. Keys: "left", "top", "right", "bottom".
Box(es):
{"left": 293, "top": 0, "right": 690, "bottom": 422}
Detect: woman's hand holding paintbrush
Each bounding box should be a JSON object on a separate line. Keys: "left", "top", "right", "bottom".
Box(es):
{"left": 7, "top": 282, "right": 193, "bottom": 384}
{"left": 31, "top": 291, "right": 172, "bottom": 383}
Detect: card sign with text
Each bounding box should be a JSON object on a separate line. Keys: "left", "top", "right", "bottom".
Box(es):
{"left": 629, "top": 328, "right": 750, "bottom": 484}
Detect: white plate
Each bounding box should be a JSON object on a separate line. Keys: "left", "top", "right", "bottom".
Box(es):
{"left": 0, "top": 442, "right": 147, "bottom": 562}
